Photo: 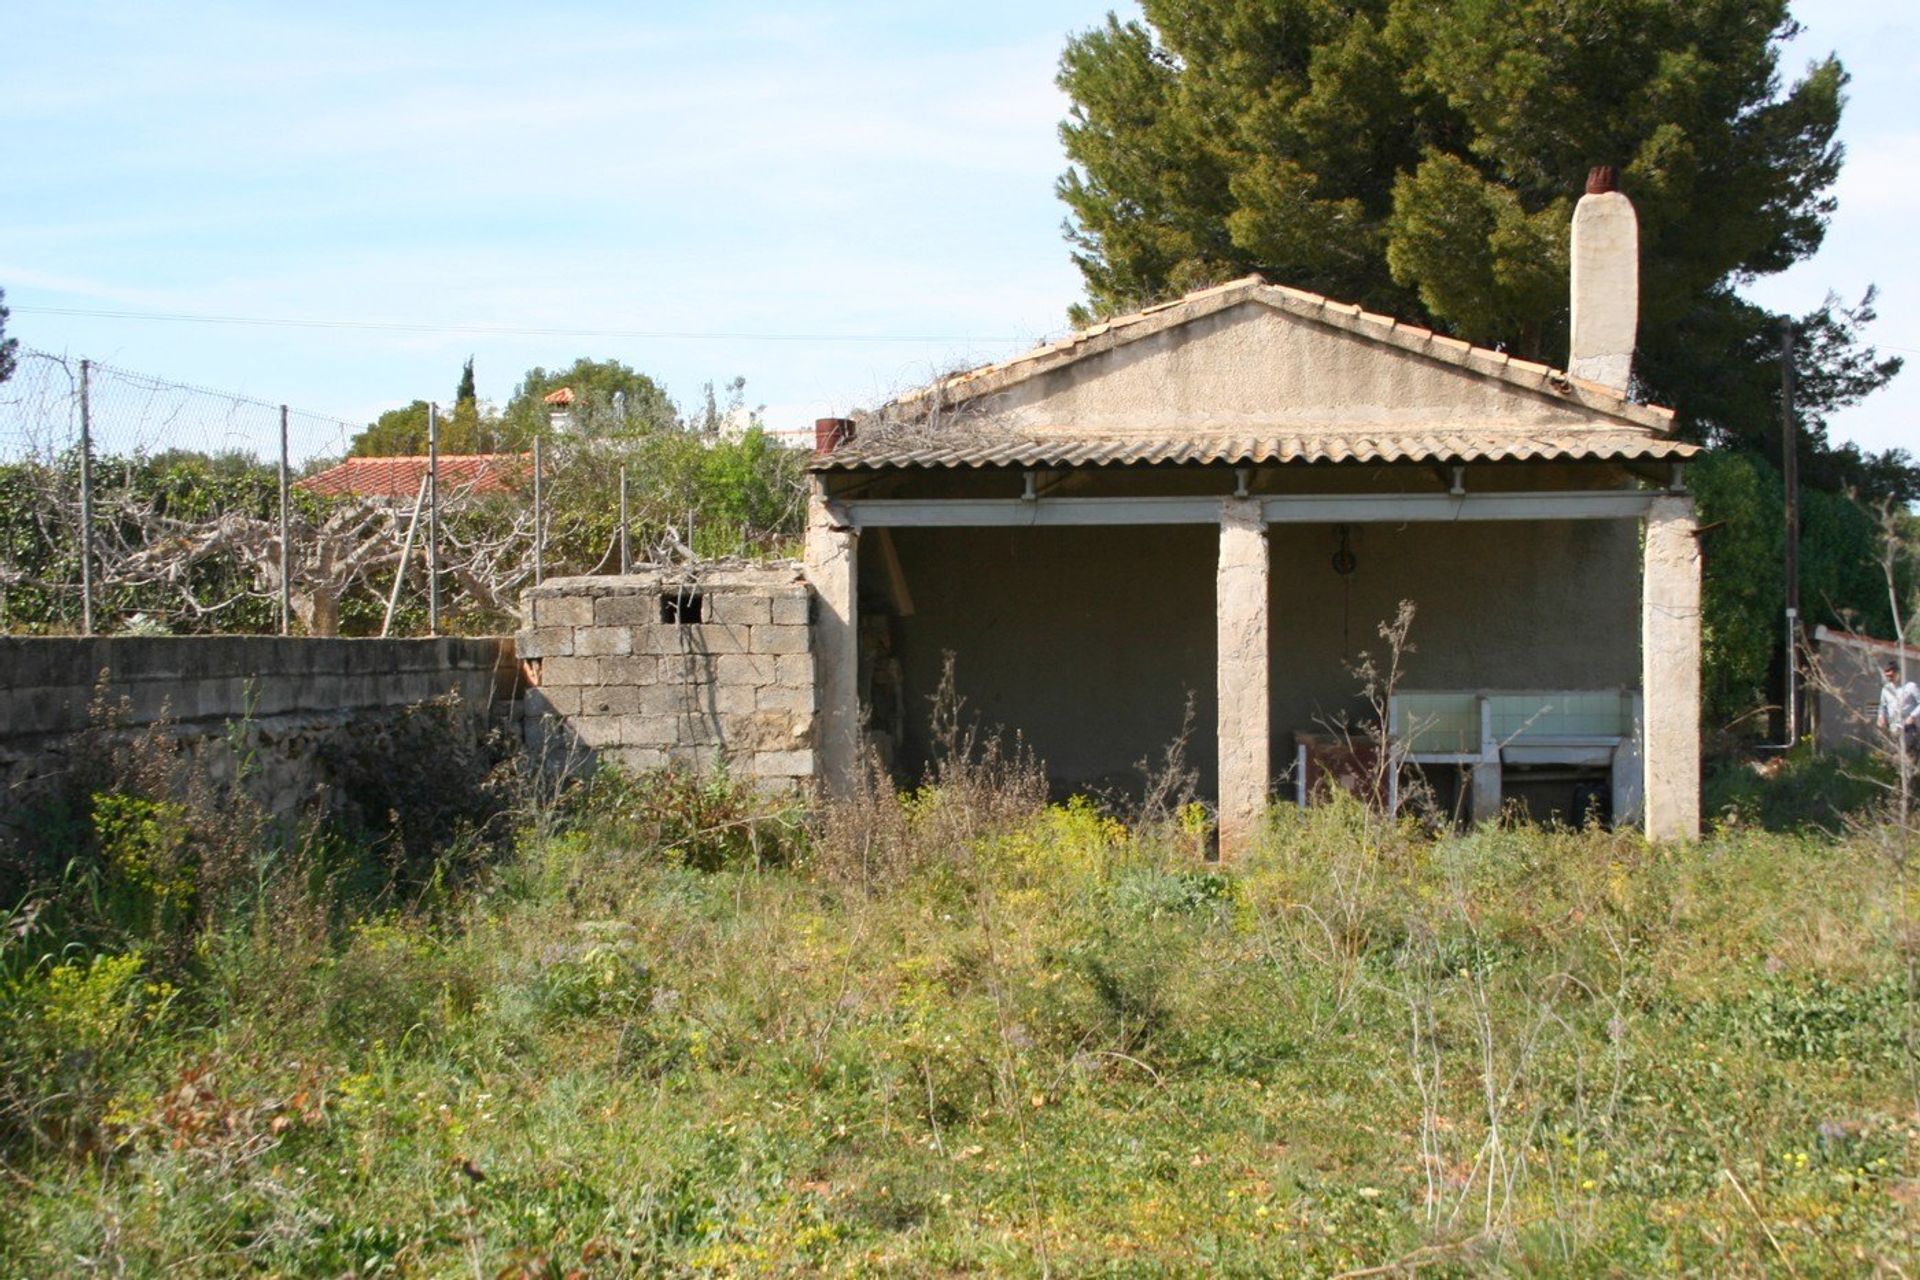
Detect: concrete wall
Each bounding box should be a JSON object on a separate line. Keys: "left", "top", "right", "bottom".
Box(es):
{"left": 971, "top": 301, "right": 1622, "bottom": 435}
{"left": 0, "top": 635, "right": 517, "bottom": 829}
{"left": 1266, "top": 518, "right": 1642, "bottom": 751}
{"left": 1812, "top": 629, "right": 1916, "bottom": 754}
{"left": 877, "top": 525, "right": 1218, "bottom": 795}
{"left": 517, "top": 565, "right": 817, "bottom": 786}
{"left": 0, "top": 636, "right": 514, "bottom": 740}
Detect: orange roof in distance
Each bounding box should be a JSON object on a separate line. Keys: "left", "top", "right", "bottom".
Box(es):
{"left": 296, "top": 453, "right": 531, "bottom": 499}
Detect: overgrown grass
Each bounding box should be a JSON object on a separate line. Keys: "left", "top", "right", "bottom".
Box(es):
{"left": 1704, "top": 742, "right": 1893, "bottom": 834}
{"left": 3, "top": 757, "right": 1917, "bottom": 1274}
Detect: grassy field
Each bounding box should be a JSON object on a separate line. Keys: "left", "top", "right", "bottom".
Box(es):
{"left": 2, "top": 749, "right": 1917, "bottom": 1276}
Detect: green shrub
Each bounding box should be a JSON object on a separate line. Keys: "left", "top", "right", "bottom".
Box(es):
{"left": 565, "top": 763, "right": 800, "bottom": 872}
{"left": 0, "top": 951, "right": 176, "bottom": 1152}
{"left": 315, "top": 693, "right": 518, "bottom": 895}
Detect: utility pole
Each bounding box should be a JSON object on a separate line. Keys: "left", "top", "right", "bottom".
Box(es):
{"left": 427, "top": 401, "right": 440, "bottom": 635}
{"left": 1781, "top": 317, "right": 1801, "bottom": 744}
{"left": 78, "top": 359, "right": 95, "bottom": 636}
{"left": 532, "top": 435, "right": 544, "bottom": 587}
{"left": 278, "top": 405, "right": 292, "bottom": 636}
{"left": 619, "top": 465, "right": 631, "bottom": 573}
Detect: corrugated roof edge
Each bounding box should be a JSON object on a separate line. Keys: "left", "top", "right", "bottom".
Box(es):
{"left": 813, "top": 430, "right": 1700, "bottom": 471}
{"left": 883, "top": 276, "right": 1676, "bottom": 435}
{"left": 1813, "top": 625, "right": 1920, "bottom": 658}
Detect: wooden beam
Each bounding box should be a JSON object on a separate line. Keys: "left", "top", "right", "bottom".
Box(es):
{"left": 872, "top": 528, "right": 915, "bottom": 617}
{"left": 842, "top": 490, "right": 1654, "bottom": 528}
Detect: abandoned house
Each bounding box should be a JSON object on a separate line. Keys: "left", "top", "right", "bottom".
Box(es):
{"left": 803, "top": 170, "right": 1702, "bottom": 854}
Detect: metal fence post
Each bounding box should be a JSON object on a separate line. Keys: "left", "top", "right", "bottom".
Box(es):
{"left": 278, "top": 404, "right": 291, "bottom": 636}
{"left": 427, "top": 401, "right": 439, "bottom": 635}
{"left": 78, "top": 358, "right": 95, "bottom": 635}
{"left": 619, "top": 464, "right": 630, "bottom": 574}
{"left": 532, "top": 435, "right": 544, "bottom": 587}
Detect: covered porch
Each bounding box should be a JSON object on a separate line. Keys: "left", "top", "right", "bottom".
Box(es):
{"left": 806, "top": 455, "right": 1702, "bottom": 854}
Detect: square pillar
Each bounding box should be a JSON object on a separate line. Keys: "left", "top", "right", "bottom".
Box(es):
{"left": 804, "top": 485, "right": 860, "bottom": 797}
{"left": 1216, "top": 498, "right": 1270, "bottom": 858}
{"left": 1642, "top": 494, "right": 1701, "bottom": 840}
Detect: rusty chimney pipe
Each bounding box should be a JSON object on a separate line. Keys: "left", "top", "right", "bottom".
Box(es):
{"left": 815, "top": 417, "right": 855, "bottom": 455}
{"left": 1586, "top": 165, "right": 1619, "bottom": 195}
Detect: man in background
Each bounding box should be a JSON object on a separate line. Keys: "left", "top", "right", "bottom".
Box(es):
{"left": 1876, "top": 659, "right": 1920, "bottom": 757}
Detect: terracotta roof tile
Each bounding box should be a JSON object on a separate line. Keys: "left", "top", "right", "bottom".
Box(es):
{"left": 296, "top": 453, "right": 531, "bottom": 498}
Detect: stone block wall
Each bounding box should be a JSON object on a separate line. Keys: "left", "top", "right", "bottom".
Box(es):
{"left": 0, "top": 636, "right": 518, "bottom": 836}
{"left": 0, "top": 636, "right": 515, "bottom": 740}
{"left": 518, "top": 563, "right": 817, "bottom": 786}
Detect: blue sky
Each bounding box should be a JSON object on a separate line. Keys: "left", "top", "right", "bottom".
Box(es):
{"left": 2, "top": 1, "right": 1913, "bottom": 461}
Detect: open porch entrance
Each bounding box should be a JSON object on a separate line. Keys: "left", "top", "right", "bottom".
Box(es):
{"left": 807, "top": 461, "right": 1701, "bottom": 854}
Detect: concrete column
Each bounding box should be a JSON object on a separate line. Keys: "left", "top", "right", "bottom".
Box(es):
{"left": 1216, "top": 499, "right": 1270, "bottom": 858}
{"left": 804, "top": 487, "right": 859, "bottom": 797}
{"left": 1642, "top": 495, "right": 1701, "bottom": 841}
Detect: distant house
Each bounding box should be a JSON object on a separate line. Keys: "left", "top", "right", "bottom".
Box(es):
{"left": 296, "top": 453, "right": 531, "bottom": 502}
{"left": 1811, "top": 626, "right": 1920, "bottom": 753}
{"left": 543, "top": 387, "right": 575, "bottom": 433}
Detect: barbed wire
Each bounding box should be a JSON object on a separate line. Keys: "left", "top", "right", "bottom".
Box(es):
{"left": 0, "top": 349, "right": 810, "bottom": 637}
{"left": 0, "top": 349, "right": 362, "bottom": 467}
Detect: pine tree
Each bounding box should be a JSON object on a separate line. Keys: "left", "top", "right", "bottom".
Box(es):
{"left": 456, "top": 356, "right": 476, "bottom": 407}
{"left": 0, "top": 288, "right": 18, "bottom": 385}
{"left": 1057, "top": 0, "right": 1906, "bottom": 496}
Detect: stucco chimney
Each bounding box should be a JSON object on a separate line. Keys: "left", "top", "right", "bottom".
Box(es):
{"left": 1568, "top": 165, "right": 1639, "bottom": 394}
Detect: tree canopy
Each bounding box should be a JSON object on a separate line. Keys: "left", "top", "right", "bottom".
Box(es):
{"left": 1057, "top": 0, "right": 1905, "bottom": 497}
{"left": 349, "top": 397, "right": 523, "bottom": 457}
{"left": 0, "top": 288, "right": 18, "bottom": 385}
{"left": 503, "top": 358, "right": 677, "bottom": 440}
{"left": 349, "top": 358, "right": 740, "bottom": 457}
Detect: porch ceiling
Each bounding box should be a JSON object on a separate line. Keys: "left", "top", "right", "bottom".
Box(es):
{"left": 810, "top": 427, "right": 1700, "bottom": 472}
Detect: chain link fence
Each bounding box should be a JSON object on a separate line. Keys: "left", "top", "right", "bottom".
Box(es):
{"left": 0, "top": 350, "right": 809, "bottom": 637}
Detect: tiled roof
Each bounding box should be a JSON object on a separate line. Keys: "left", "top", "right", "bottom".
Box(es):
{"left": 815, "top": 428, "right": 1698, "bottom": 471}
{"left": 296, "top": 453, "right": 531, "bottom": 498}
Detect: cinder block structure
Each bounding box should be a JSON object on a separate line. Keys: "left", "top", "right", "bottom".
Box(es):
{"left": 517, "top": 564, "right": 816, "bottom": 786}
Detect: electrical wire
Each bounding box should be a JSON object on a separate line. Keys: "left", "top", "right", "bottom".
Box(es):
{"left": 13, "top": 304, "right": 1025, "bottom": 345}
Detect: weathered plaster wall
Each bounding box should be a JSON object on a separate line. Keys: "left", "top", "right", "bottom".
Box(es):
{"left": 1265, "top": 519, "right": 1643, "bottom": 750}
{"left": 1216, "top": 500, "right": 1269, "bottom": 855}
{"left": 1642, "top": 495, "right": 1702, "bottom": 840}
{"left": 804, "top": 494, "right": 860, "bottom": 795}
{"left": 877, "top": 525, "right": 1218, "bottom": 796}
{"left": 973, "top": 301, "right": 1617, "bottom": 435}
{"left": 517, "top": 565, "right": 816, "bottom": 786}
{"left": 0, "top": 636, "right": 516, "bottom": 832}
